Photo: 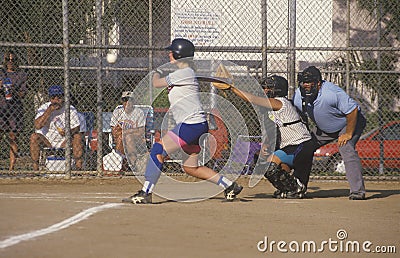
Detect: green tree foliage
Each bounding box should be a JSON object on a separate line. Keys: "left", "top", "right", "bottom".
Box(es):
{"left": 356, "top": 53, "right": 400, "bottom": 108}
{"left": 355, "top": 0, "right": 400, "bottom": 110}
{"left": 357, "top": 0, "right": 400, "bottom": 41}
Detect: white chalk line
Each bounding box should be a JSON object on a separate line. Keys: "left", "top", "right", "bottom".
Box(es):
{"left": 0, "top": 203, "right": 124, "bottom": 249}
{"left": 0, "top": 193, "right": 129, "bottom": 203}
{"left": 0, "top": 192, "right": 127, "bottom": 198}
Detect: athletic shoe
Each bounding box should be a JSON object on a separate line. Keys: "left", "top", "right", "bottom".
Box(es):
{"left": 349, "top": 192, "right": 366, "bottom": 200}
{"left": 272, "top": 189, "right": 285, "bottom": 199}
{"left": 224, "top": 182, "right": 243, "bottom": 201}
{"left": 273, "top": 178, "right": 306, "bottom": 199}
{"left": 122, "top": 190, "right": 152, "bottom": 204}
{"left": 285, "top": 191, "right": 306, "bottom": 199}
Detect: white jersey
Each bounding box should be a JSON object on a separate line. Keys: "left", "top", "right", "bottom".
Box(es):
{"left": 267, "top": 97, "right": 311, "bottom": 149}
{"left": 165, "top": 67, "right": 206, "bottom": 124}
{"left": 110, "top": 105, "right": 146, "bottom": 128}
{"left": 35, "top": 102, "right": 81, "bottom": 148}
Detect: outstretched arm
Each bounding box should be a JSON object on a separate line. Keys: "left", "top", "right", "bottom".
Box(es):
{"left": 231, "top": 87, "right": 282, "bottom": 111}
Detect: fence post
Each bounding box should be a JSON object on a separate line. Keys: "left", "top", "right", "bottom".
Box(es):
{"left": 261, "top": 0, "right": 267, "bottom": 79}
{"left": 96, "top": 0, "right": 104, "bottom": 176}
{"left": 62, "top": 0, "right": 71, "bottom": 177}
{"left": 346, "top": 0, "right": 350, "bottom": 95}
{"left": 288, "top": 0, "right": 296, "bottom": 98}
{"left": 376, "top": 0, "right": 384, "bottom": 174}
{"left": 148, "top": 0, "right": 154, "bottom": 103}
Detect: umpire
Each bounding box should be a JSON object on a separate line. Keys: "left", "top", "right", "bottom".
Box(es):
{"left": 293, "top": 66, "right": 367, "bottom": 200}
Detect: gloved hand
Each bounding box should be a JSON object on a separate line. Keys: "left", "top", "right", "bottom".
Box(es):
{"left": 154, "top": 68, "right": 168, "bottom": 77}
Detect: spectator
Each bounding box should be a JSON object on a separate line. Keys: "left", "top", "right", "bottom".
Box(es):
{"left": 110, "top": 91, "right": 146, "bottom": 170}
{"left": 30, "top": 85, "right": 83, "bottom": 170}
{"left": 0, "top": 51, "right": 28, "bottom": 170}
{"left": 293, "top": 66, "right": 367, "bottom": 200}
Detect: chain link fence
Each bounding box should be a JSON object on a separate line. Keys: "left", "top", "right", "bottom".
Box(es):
{"left": 0, "top": 0, "right": 398, "bottom": 177}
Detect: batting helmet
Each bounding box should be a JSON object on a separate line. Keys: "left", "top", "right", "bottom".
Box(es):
{"left": 260, "top": 75, "right": 288, "bottom": 98}
{"left": 165, "top": 38, "right": 195, "bottom": 60}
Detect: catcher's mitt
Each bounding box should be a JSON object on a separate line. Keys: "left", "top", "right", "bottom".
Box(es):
{"left": 212, "top": 64, "right": 234, "bottom": 90}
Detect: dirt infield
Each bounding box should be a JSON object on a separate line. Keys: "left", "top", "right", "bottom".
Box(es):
{"left": 0, "top": 177, "right": 399, "bottom": 258}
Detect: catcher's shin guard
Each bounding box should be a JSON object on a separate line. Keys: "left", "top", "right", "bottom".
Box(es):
{"left": 264, "top": 162, "right": 299, "bottom": 192}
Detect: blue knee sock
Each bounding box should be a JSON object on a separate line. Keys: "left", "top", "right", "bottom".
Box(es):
{"left": 143, "top": 143, "right": 166, "bottom": 193}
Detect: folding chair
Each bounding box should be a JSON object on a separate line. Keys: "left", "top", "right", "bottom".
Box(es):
{"left": 82, "top": 111, "right": 96, "bottom": 170}
{"left": 82, "top": 111, "right": 95, "bottom": 148}
{"left": 136, "top": 105, "right": 155, "bottom": 151}
{"left": 102, "top": 111, "right": 114, "bottom": 150}
{"left": 213, "top": 135, "right": 262, "bottom": 175}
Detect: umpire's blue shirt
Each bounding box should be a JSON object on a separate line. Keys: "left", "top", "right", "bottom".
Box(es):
{"left": 293, "top": 81, "right": 359, "bottom": 133}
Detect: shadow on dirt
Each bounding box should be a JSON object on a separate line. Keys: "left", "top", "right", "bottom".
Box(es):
{"left": 242, "top": 187, "right": 400, "bottom": 200}
{"left": 307, "top": 187, "right": 400, "bottom": 199}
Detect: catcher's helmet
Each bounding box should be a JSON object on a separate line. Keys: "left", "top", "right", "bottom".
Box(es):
{"left": 298, "top": 66, "right": 322, "bottom": 83}
{"left": 165, "top": 38, "right": 195, "bottom": 60}
{"left": 260, "top": 75, "right": 288, "bottom": 98}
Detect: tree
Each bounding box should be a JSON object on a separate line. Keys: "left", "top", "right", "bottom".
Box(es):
{"left": 355, "top": 0, "right": 400, "bottom": 111}
{"left": 357, "top": 0, "right": 400, "bottom": 42}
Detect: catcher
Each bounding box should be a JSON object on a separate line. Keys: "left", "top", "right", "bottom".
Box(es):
{"left": 223, "top": 75, "right": 314, "bottom": 198}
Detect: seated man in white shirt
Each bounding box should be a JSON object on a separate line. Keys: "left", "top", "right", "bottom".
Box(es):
{"left": 30, "top": 85, "right": 83, "bottom": 170}
{"left": 110, "top": 91, "right": 146, "bottom": 170}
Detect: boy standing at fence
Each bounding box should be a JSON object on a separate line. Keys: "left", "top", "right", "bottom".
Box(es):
{"left": 122, "top": 38, "right": 243, "bottom": 204}
{"left": 0, "top": 51, "right": 28, "bottom": 170}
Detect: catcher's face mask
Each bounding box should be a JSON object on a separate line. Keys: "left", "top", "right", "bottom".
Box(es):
{"left": 261, "top": 84, "right": 273, "bottom": 98}
{"left": 261, "top": 77, "right": 277, "bottom": 98}
{"left": 298, "top": 72, "right": 319, "bottom": 100}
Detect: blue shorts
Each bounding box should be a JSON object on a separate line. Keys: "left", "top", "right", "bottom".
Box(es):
{"left": 167, "top": 121, "right": 209, "bottom": 154}
{"left": 273, "top": 143, "right": 303, "bottom": 168}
